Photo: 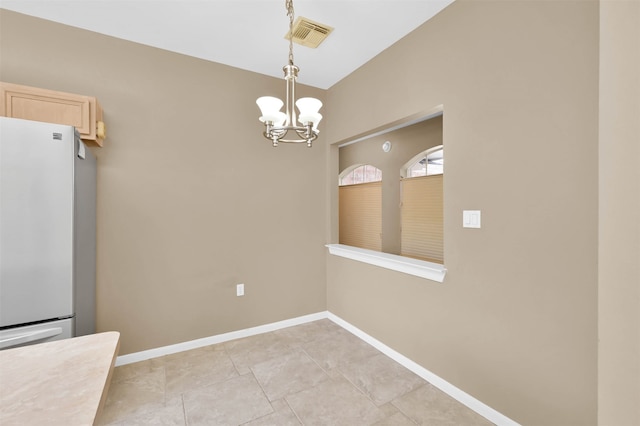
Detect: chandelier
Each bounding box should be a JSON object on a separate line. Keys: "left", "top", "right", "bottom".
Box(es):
{"left": 256, "top": 0, "right": 322, "bottom": 147}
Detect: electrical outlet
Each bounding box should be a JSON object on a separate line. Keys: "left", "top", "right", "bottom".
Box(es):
{"left": 236, "top": 283, "right": 244, "bottom": 297}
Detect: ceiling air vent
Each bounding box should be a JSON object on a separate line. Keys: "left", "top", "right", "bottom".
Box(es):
{"left": 285, "top": 17, "right": 333, "bottom": 48}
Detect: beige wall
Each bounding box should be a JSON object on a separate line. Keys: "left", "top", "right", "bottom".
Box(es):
{"left": 598, "top": 1, "right": 640, "bottom": 425}
{"left": 338, "top": 116, "right": 443, "bottom": 254}
{"left": 0, "top": 10, "right": 327, "bottom": 355}
{"left": 326, "top": 1, "right": 599, "bottom": 425}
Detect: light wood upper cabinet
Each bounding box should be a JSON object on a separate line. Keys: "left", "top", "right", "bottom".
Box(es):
{"left": 0, "top": 82, "right": 106, "bottom": 147}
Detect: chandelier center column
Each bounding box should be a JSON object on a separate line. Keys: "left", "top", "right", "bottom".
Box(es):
{"left": 283, "top": 64, "right": 299, "bottom": 127}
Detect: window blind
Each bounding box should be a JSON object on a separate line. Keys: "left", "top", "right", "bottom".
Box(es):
{"left": 339, "top": 181, "right": 382, "bottom": 251}
{"left": 400, "top": 175, "right": 443, "bottom": 263}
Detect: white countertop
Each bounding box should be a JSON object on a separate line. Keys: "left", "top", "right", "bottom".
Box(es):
{"left": 0, "top": 331, "right": 120, "bottom": 426}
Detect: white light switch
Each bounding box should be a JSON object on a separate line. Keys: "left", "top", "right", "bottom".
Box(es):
{"left": 463, "top": 210, "right": 481, "bottom": 228}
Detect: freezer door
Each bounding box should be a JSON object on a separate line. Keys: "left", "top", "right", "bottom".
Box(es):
{"left": 0, "top": 317, "right": 74, "bottom": 350}
{"left": 0, "top": 117, "right": 75, "bottom": 327}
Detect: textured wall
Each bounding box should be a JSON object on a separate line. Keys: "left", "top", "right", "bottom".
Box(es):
{"left": 0, "top": 10, "right": 327, "bottom": 355}
{"left": 326, "top": 1, "right": 599, "bottom": 425}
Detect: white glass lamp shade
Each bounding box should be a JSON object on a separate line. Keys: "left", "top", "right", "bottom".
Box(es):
{"left": 298, "top": 112, "right": 322, "bottom": 130}
{"left": 259, "top": 112, "right": 287, "bottom": 127}
{"left": 272, "top": 112, "right": 287, "bottom": 127}
{"left": 296, "top": 97, "right": 322, "bottom": 116}
{"left": 257, "top": 96, "right": 284, "bottom": 124}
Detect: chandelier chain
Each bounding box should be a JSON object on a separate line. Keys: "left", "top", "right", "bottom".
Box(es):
{"left": 286, "top": 0, "right": 295, "bottom": 65}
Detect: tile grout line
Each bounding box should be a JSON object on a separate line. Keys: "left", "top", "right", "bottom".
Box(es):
{"left": 300, "top": 335, "right": 415, "bottom": 420}
{"left": 388, "top": 398, "right": 420, "bottom": 426}
{"left": 180, "top": 393, "right": 187, "bottom": 426}
{"left": 235, "top": 374, "right": 273, "bottom": 426}
{"left": 283, "top": 396, "right": 305, "bottom": 426}
{"left": 298, "top": 338, "right": 400, "bottom": 425}
{"left": 221, "top": 344, "right": 245, "bottom": 378}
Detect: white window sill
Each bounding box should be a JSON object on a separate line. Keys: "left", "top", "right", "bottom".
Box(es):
{"left": 325, "top": 244, "right": 447, "bottom": 283}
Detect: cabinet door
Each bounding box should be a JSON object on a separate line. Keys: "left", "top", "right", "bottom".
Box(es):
{"left": 0, "top": 82, "right": 104, "bottom": 146}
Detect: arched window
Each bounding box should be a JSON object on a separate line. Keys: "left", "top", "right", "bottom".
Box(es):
{"left": 338, "top": 164, "right": 382, "bottom": 251}
{"left": 339, "top": 164, "right": 382, "bottom": 186}
{"left": 404, "top": 146, "right": 444, "bottom": 178}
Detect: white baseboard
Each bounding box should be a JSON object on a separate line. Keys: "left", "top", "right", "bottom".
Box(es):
{"left": 327, "top": 313, "right": 520, "bottom": 426}
{"left": 115, "top": 310, "right": 518, "bottom": 426}
{"left": 115, "top": 311, "right": 328, "bottom": 366}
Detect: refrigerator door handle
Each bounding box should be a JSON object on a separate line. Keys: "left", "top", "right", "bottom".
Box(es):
{"left": 0, "top": 327, "right": 63, "bottom": 350}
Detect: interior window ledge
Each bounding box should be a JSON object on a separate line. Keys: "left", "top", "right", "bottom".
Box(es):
{"left": 325, "top": 244, "right": 447, "bottom": 283}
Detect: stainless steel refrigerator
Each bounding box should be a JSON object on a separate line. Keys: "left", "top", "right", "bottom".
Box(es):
{"left": 0, "top": 116, "right": 96, "bottom": 349}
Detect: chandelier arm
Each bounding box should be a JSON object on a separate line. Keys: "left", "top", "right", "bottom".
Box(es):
{"left": 264, "top": 125, "right": 318, "bottom": 144}
{"left": 294, "top": 125, "right": 313, "bottom": 139}
{"left": 276, "top": 136, "right": 317, "bottom": 144}
{"left": 264, "top": 127, "right": 287, "bottom": 138}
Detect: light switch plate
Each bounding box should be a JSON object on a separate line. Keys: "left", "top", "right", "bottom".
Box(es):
{"left": 463, "top": 210, "right": 481, "bottom": 228}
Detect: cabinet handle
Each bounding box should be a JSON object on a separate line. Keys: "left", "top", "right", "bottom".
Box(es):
{"left": 97, "top": 121, "right": 106, "bottom": 139}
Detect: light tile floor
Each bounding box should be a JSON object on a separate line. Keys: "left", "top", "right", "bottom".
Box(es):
{"left": 98, "top": 319, "right": 494, "bottom": 425}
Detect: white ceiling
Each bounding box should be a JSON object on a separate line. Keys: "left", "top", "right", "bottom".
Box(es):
{"left": 0, "top": 0, "right": 455, "bottom": 89}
